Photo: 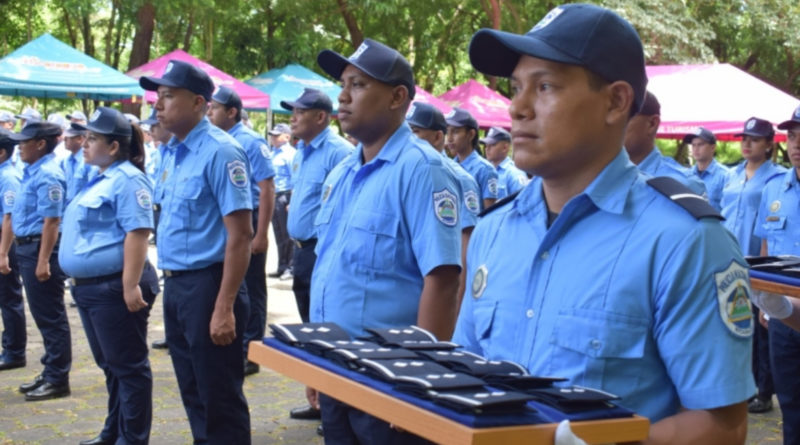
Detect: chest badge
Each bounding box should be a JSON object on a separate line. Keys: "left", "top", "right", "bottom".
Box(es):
{"left": 322, "top": 184, "right": 332, "bottom": 202}
{"left": 472, "top": 265, "right": 488, "bottom": 299}
{"left": 770, "top": 200, "right": 781, "bottom": 213}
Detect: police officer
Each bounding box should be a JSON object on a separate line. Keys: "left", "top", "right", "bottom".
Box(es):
{"left": 0, "top": 129, "right": 24, "bottom": 371}
{"left": 480, "top": 126, "right": 528, "bottom": 198}
{"left": 139, "top": 60, "right": 252, "bottom": 444}
{"left": 623, "top": 91, "right": 707, "bottom": 196}
{"left": 4, "top": 122, "right": 71, "bottom": 401}
{"left": 453, "top": 4, "right": 753, "bottom": 443}
{"left": 721, "top": 117, "right": 785, "bottom": 414}
{"left": 141, "top": 109, "right": 162, "bottom": 188}
{"left": 406, "top": 102, "right": 479, "bottom": 303}
{"left": 684, "top": 127, "right": 730, "bottom": 211}
{"left": 281, "top": 88, "right": 353, "bottom": 422}
{"left": 314, "top": 37, "right": 462, "bottom": 444}
{"left": 0, "top": 111, "right": 16, "bottom": 130}
{"left": 66, "top": 110, "right": 88, "bottom": 125}
{"left": 267, "top": 123, "right": 295, "bottom": 280}
{"left": 60, "top": 125, "right": 95, "bottom": 204}
{"left": 60, "top": 107, "right": 159, "bottom": 445}
{"left": 207, "top": 86, "right": 277, "bottom": 377}
{"left": 445, "top": 107, "right": 498, "bottom": 210}
{"left": 752, "top": 104, "right": 800, "bottom": 445}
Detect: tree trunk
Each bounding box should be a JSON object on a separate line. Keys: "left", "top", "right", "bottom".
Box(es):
{"left": 26, "top": 3, "right": 33, "bottom": 41}
{"left": 104, "top": 1, "right": 118, "bottom": 64}
{"left": 61, "top": 5, "right": 78, "bottom": 47}
{"left": 204, "top": 17, "right": 214, "bottom": 61}
{"left": 124, "top": 1, "right": 156, "bottom": 116}
{"left": 80, "top": 9, "right": 95, "bottom": 56}
{"left": 182, "top": 11, "right": 195, "bottom": 51}
{"left": 481, "top": 0, "right": 502, "bottom": 90}
{"left": 335, "top": 0, "right": 363, "bottom": 49}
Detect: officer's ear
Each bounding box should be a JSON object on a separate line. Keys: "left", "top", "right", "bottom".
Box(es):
{"left": 108, "top": 140, "right": 121, "bottom": 158}
{"left": 605, "top": 80, "right": 635, "bottom": 126}
{"left": 313, "top": 110, "right": 327, "bottom": 126}
{"left": 389, "top": 85, "right": 410, "bottom": 112}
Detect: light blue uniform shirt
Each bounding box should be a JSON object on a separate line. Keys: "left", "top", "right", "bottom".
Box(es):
{"left": 60, "top": 149, "right": 97, "bottom": 204}
{"left": 496, "top": 157, "right": 528, "bottom": 199}
{"left": 692, "top": 159, "right": 730, "bottom": 211}
{"left": 0, "top": 159, "right": 21, "bottom": 215}
{"left": 12, "top": 153, "right": 65, "bottom": 236}
{"left": 271, "top": 142, "right": 296, "bottom": 193}
{"left": 311, "top": 123, "right": 462, "bottom": 337}
{"left": 287, "top": 127, "right": 353, "bottom": 241}
{"left": 228, "top": 121, "right": 276, "bottom": 207}
{"left": 442, "top": 153, "right": 479, "bottom": 229}
{"left": 457, "top": 150, "right": 498, "bottom": 208}
{"left": 155, "top": 118, "right": 252, "bottom": 270}
{"left": 453, "top": 150, "right": 755, "bottom": 422}
{"left": 637, "top": 149, "right": 707, "bottom": 196}
{"left": 755, "top": 168, "right": 800, "bottom": 255}
{"left": 144, "top": 142, "right": 161, "bottom": 186}
{"left": 152, "top": 143, "right": 172, "bottom": 205}
{"left": 59, "top": 161, "right": 154, "bottom": 278}
{"left": 721, "top": 160, "right": 786, "bottom": 256}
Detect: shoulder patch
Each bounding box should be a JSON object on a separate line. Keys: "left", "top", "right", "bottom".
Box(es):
{"left": 3, "top": 190, "right": 15, "bottom": 208}
{"left": 479, "top": 190, "right": 520, "bottom": 217}
{"left": 259, "top": 143, "right": 271, "bottom": 159}
{"left": 433, "top": 188, "right": 458, "bottom": 227}
{"left": 646, "top": 176, "right": 722, "bottom": 220}
{"left": 47, "top": 184, "right": 63, "bottom": 203}
{"left": 227, "top": 160, "right": 249, "bottom": 188}
{"left": 487, "top": 177, "right": 498, "bottom": 196}
{"left": 714, "top": 261, "right": 753, "bottom": 338}
{"left": 464, "top": 190, "right": 480, "bottom": 215}
{"left": 135, "top": 189, "right": 153, "bottom": 210}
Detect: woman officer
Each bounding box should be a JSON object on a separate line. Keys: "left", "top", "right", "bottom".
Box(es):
{"left": 2, "top": 121, "right": 71, "bottom": 401}
{"left": 60, "top": 107, "right": 159, "bottom": 445}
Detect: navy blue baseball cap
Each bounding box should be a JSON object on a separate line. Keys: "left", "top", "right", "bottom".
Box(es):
{"left": 8, "top": 121, "right": 62, "bottom": 141}
{"left": 735, "top": 117, "right": 774, "bottom": 139}
{"left": 406, "top": 102, "right": 447, "bottom": 132}
{"left": 71, "top": 107, "right": 132, "bottom": 138}
{"left": 142, "top": 108, "right": 159, "bottom": 126}
{"left": 0, "top": 128, "right": 15, "bottom": 149}
{"left": 318, "top": 38, "right": 416, "bottom": 99}
{"left": 211, "top": 86, "right": 243, "bottom": 110}
{"left": 777, "top": 105, "right": 800, "bottom": 130}
{"left": 280, "top": 88, "right": 333, "bottom": 113}
{"left": 682, "top": 127, "right": 716, "bottom": 145}
{"left": 140, "top": 60, "right": 215, "bottom": 101}
{"left": 445, "top": 107, "right": 478, "bottom": 129}
{"left": 480, "top": 127, "right": 511, "bottom": 145}
{"left": 468, "top": 3, "right": 647, "bottom": 114}
{"left": 269, "top": 123, "right": 291, "bottom": 135}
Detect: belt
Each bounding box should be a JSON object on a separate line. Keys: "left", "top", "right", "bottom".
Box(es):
{"left": 15, "top": 235, "right": 41, "bottom": 245}
{"left": 163, "top": 262, "right": 223, "bottom": 278}
{"left": 293, "top": 238, "right": 317, "bottom": 249}
{"left": 70, "top": 271, "right": 123, "bottom": 287}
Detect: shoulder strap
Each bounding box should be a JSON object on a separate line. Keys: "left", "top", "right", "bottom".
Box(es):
{"left": 646, "top": 176, "right": 723, "bottom": 220}
{"left": 479, "top": 190, "right": 521, "bottom": 217}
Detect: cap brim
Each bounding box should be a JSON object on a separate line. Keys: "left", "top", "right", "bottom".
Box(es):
{"left": 777, "top": 119, "right": 800, "bottom": 130}
{"left": 479, "top": 137, "right": 501, "bottom": 145}
{"left": 7, "top": 132, "right": 32, "bottom": 141}
{"left": 139, "top": 75, "right": 180, "bottom": 92}
{"left": 317, "top": 50, "right": 352, "bottom": 81}
{"left": 279, "top": 100, "right": 300, "bottom": 111}
{"left": 469, "top": 28, "right": 583, "bottom": 77}
{"left": 734, "top": 131, "right": 770, "bottom": 138}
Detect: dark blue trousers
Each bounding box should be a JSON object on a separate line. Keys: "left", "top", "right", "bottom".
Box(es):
{"left": 16, "top": 241, "right": 70, "bottom": 385}
{"left": 73, "top": 262, "right": 159, "bottom": 445}
{"left": 164, "top": 264, "right": 251, "bottom": 445}
{"left": 0, "top": 243, "right": 24, "bottom": 361}
{"left": 770, "top": 318, "right": 800, "bottom": 445}
{"left": 752, "top": 306, "right": 774, "bottom": 400}
{"left": 291, "top": 241, "right": 316, "bottom": 323}
{"left": 272, "top": 191, "right": 293, "bottom": 274}
{"left": 319, "top": 393, "right": 434, "bottom": 445}
{"left": 243, "top": 209, "right": 267, "bottom": 358}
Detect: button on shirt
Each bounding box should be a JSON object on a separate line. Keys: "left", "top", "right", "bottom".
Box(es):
{"left": 693, "top": 159, "right": 730, "bottom": 211}
{"left": 12, "top": 153, "right": 65, "bottom": 236}
{"left": 637, "top": 149, "right": 707, "bottom": 197}
{"left": 311, "top": 123, "right": 462, "bottom": 337}
{"left": 721, "top": 160, "right": 786, "bottom": 256}
{"left": 457, "top": 150, "right": 498, "bottom": 208}
{"left": 755, "top": 169, "right": 800, "bottom": 255}
{"left": 286, "top": 127, "right": 353, "bottom": 241}
{"left": 61, "top": 149, "right": 96, "bottom": 204}
{"left": 59, "top": 161, "right": 154, "bottom": 278}
{"left": 452, "top": 149, "right": 755, "bottom": 422}
{"left": 155, "top": 118, "right": 252, "bottom": 270}
{"left": 496, "top": 157, "right": 528, "bottom": 199}
{"left": 0, "top": 158, "right": 21, "bottom": 217}
{"left": 271, "top": 142, "right": 296, "bottom": 193}
{"left": 228, "top": 121, "right": 276, "bottom": 207}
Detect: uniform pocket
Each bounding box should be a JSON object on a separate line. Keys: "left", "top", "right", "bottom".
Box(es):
{"left": 346, "top": 210, "right": 399, "bottom": 271}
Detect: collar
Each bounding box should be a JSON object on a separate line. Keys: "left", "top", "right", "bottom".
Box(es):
{"left": 70, "top": 148, "right": 83, "bottom": 160}
{"left": 784, "top": 168, "right": 800, "bottom": 191}
{"left": 228, "top": 121, "right": 245, "bottom": 136}
{"left": 458, "top": 150, "right": 478, "bottom": 165}
{"left": 24, "top": 152, "right": 55, "bottom": 175}
{"left": 167, "top": 118, "right": 210, "bottom": 152}
{"left": 345, "top": 123, "right": 410, "bottom": 173}
{"left": 298, "top": 127, "right": 333, "bottom": 151}
{"left": 637, "top": 148, "right": 661, "bottom": 172}
{"left": 498, "top": 157, "right": 514, "bottom": 171}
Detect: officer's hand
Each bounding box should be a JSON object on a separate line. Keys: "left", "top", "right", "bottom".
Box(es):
{"left": 252, "top": 235, "right": 268, "bottom": 254}
{"left": 35, "top": 260, "right": 50, "bottom": 281}
{"left": 759, "top": 311, "right": 769, "bottom": 329}
{"left": 210, "top": 306, "right": 236, "bottom": 346}
{"left": 0, "top": 254, "right": 10, "bottom": 275}
{"left": 554, "top": 420, "right": 587, "bottom": 445}
{"left": 305, "top": 386, "right": 320, "bottom": 410}
{"left": 123, "top": 284, "right": 148, "bottom": 313}
{"left": 751, "top": 291, "right": 793, "bottom": 320}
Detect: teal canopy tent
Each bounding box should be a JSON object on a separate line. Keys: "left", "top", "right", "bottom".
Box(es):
{"left": 0, "top": 33, "right": 144, "bottom": 101}
{"left": 246, "top": 64, "right": 341, "bottom": 114}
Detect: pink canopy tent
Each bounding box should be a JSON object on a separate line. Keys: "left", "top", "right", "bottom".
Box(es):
{"left": 413, "top": 86, "right": 452, "bottom": 114}
{"left": 438, "top": 79, "right": 511, "bottom": 128}
{"left": 647, "top": 64, "right": 798, "bottom": 142}
{"left": 126, "top": 49, "right": 270, "bottom": 109}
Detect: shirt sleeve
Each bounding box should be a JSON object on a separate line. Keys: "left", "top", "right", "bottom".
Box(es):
{"left": 207, "top": 144, "right": 253, "bottom": 216}
{"left": 245, "top": 138, "right": 276, "bottom": 182}
{"left": 480, "top": 164, "right": 499, "bottom": 200}
{"left": 35, "top": 172, "right": 65, "bottom": 218}
{"left": 115, "top": 172, "right": 155, "bottom": 232}
{"left": 0, "top": 174, "right": 19, "bottom": 215}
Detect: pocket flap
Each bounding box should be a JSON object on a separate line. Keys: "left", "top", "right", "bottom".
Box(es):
{"left": 350, "top": 210, "right": 399, "bottom": 237}
{"left": 551, "top": 310, "right": 648, "bottom": 359}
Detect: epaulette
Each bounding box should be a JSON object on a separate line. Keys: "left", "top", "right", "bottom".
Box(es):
{"left": 479, "top": 190, "right": 520, "bottom": 217}
{"left": 646, "top": 176, "right": 723, "bottom": 220}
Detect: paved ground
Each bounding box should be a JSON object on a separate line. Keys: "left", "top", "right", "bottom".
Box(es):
{"left": 0, "top": 236, "right": 786, "bottom": 444}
